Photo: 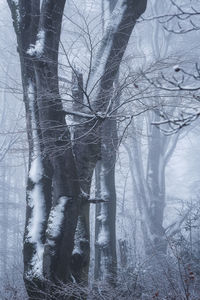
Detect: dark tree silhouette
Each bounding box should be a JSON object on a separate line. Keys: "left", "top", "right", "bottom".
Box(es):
{"left": 7, "top": 0, "right": 147, "bottom": 298}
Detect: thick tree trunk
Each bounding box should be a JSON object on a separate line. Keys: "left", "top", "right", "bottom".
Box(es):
{"left": 8, "top": 0, "right": 148, "bottom": 296}
{"left": 34, "top": 62, "right": 80, "bottom": 283}
{"left": 6, "top": 2, "right": 52, "bottom": 295}
{"left": 8, "top": 1, "right": 80, "bottom": 298}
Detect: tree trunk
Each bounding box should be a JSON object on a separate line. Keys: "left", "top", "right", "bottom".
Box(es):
{"left": 7, "top": 0, "right": 148, "bottom": 296}
{"left": 70, "top": 71, "right": 98, "bottom": 283}
{"left": 8, "top": 1, "right": 80, "bottom": 298}
{"left": 93, "top": 0, "right": 147, "bottom": 283}
{"left": 94, "top": 119, "right": 117, "bottom": 283}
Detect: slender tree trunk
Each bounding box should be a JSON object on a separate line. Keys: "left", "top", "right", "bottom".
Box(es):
{"left": 94, "top": 119, "right": 117, "bottom": 283}
{"left": 126, "top": 115, "right": 179, "bottom": 257}
{"left": 70, "top": 71, "right": 97, "bottom": 283}
{"left": 1, "top": 163, "right": 8, "bottom": 276}
{"left": 93, "top": 0, "right": 147, "bottom": 283}
{"left": 145, "top": 113, "right": 167, "bottom": 254}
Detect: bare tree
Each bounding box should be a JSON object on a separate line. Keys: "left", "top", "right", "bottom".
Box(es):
{"left": 7, "top": 0, "right": 147, "bottom": 297}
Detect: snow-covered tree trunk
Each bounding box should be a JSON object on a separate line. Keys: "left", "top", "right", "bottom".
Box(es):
{"left": 89, "top": 0, "right": 147, "bottom": 114}
{"left": 8, "top": 0, "right": 80, "bottom": 297}
{"left": 94, "top": 119, "right": 117, "bottom": 283}
{"left": 8, "top": 0, "right": 147, "bottom": 295}
{"left": 93, "top": 0, "right": 147, "bottom": 282}
{"left": 70, "top": 71, "right": 94, "bottom": 283}
{"left": 94, "top": 0, "right": 118, "bottom": 283}
{"left": 7, "top": 1, "right": 52, "bottom": 296}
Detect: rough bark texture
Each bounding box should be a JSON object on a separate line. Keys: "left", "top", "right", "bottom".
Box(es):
{"left": 70, "top": 71, "right": 99, "bottom": 283}
{"left": 8, "top": 1, "right": 80, "bottom": 298}
{"left": 93, "top": 0, "right": 147, "bottom": 282}
{"left": 8, "top": 0, "right": 148, "bottom": 297}
{"left": 94, "top": 120, "right": 117, "bottom": 283}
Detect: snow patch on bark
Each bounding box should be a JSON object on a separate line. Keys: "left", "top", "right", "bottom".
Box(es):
{"left": 29, "top": 244, "right": 44, "bottom": 278}
{"left": 100, "top": 165, "right": 109, "bottom": 200}
{"left": 26, "top": 184, "right": 45, "bottom": 278}
{"left": 96, "top": 224, "right": 109, "bottom": 247}
{"left": 27, "top": 30, "right": 45, "bottom": 57}
{"left": 47, "top": 196, "right": 69, "bottom": 238}
{"left": 26, "top": 82, "right": 45, "bottom": 278}
{"left": 29, "top": 156, "right": 43, "bottom": 183}
{"left": 26, "top": 181, "right": 45, "bottom": 278}
{"left": 72, "top": 216, "right": 88, "bottom": 255}
{"left": 96, "top": 213, "right": 107, "bottom": 222}
{"left": 28, "top": 82, "right": 43, "bottom": 184}
{"left": 96, "top": 202, "right": 109, "bottom": 247}
{"left": 11, "top": 0, "right": 20, "bottom": 25}
{"left": 27, "top": 185, "right": 45, "bottom": 239}
{"left": 87, "top": 0, "right": 126, "bottom": 99}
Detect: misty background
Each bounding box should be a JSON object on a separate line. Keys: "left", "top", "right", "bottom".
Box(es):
{"left": 1, "top": 0, "right": 200, "bottom": 299}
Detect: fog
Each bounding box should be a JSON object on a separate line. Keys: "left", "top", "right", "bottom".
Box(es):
{"left": 0, "top": 1, "right": 200, "bottom": 299}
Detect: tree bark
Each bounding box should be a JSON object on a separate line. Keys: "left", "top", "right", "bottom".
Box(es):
{"left": 8, "top": 1, "right": 80, "bottom": 298}
{"left": 93, "top": 0, "right": 147, "bottom": 282}
{"left": 94, "top": 119, "right": 117, "bottom": 283}
{"left": 70, "top": 71, "right": 98, "bottom": 283}
{"left": 7, "top": 0, "right": 148, "bottom": 296}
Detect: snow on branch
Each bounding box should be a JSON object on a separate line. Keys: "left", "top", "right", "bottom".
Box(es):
{"left": 144, "top": 66, "right": 200, "bottom": 93}
{"left": 152, "top": 110, "right": 200, "bottom": 135}
{"left": 140, "top": 0, "right": 200, "bottom": 34}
